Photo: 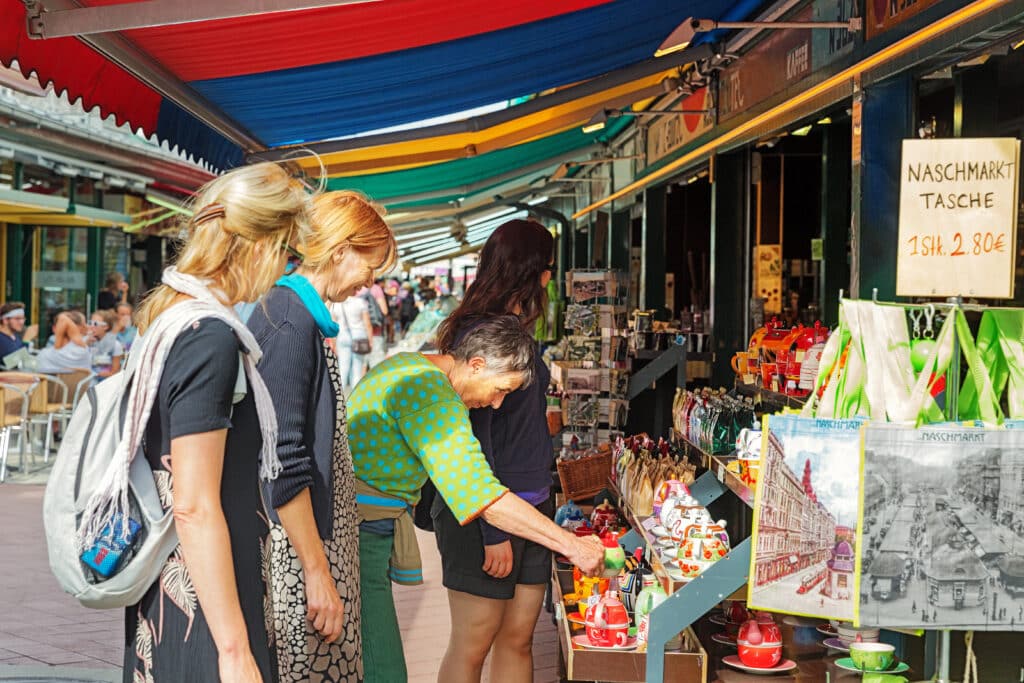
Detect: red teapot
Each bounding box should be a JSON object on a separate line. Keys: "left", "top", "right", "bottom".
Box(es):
{"left": 590, "top": 500, "right": 619, "bottom": 534}
{"left": 737, "top": 617, "right": 783, "bottom": 669}
{"left": 584, "top": 591, "right": 631, "bottom": 648}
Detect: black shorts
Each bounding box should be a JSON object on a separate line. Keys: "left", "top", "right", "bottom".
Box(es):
{"left": 431, "top": 494, "right": 554, "bottom": 600}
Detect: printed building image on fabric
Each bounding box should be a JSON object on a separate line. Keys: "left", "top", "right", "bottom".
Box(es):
{"left": 860, "top": 425, "right": 1024, "bottom": 631}
{"left": 749, "top": 416, "right": 863, "bottom": 622}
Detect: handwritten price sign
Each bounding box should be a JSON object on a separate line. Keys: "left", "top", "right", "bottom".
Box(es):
{"left": 896, "top": 138, "right": 1020, "bottom": 299}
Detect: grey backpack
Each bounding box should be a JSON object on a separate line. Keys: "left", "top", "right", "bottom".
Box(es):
{"left": 43, "top": 336, "right": 247, "bottom": 609}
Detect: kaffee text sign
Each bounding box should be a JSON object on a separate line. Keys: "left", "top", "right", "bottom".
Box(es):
{"left": 896, "top": 138, "right": 1021, "bottom": 299}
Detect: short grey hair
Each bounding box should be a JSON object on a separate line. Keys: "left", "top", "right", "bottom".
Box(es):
{"left": 450, "top": 315, "right": 536, "bottom": 388}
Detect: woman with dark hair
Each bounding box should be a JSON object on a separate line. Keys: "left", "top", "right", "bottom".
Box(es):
{"left": 432, "top": 219, "right": 557, "bottom": 683}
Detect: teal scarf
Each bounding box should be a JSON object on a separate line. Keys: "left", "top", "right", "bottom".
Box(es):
{"left": 275, "top": 274, "right": 339, "bottom": 338}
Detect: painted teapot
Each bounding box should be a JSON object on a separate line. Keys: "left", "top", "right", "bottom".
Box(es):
{"left": 660, "top": 495, "right": 711, "bottom": 541}
{"left": 737, "top": 616, "right": 783, "bottom": 668}
{"left": 585, "top": 589, "right": 631, "bottom": 648}
{"left": 591, "top": 501, "right": 619, "bottom": 534}
{"left": 652, "top": 479, "right": 690, "bottom": 517}
{"left": 676, "top": 522, "right": 730, "bottom": 577}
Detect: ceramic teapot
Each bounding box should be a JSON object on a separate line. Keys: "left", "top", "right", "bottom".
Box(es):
{"left": 737, "top": 617, "right": 783, "bottom": 668}
{"left": 591, "top": 501, "right": 619, "bottom": 534}
{"left": 555, "top": 500, "right": 586, "bottom": 528}
{"left": 652, "top": 479, "right": 690, "bottom": 517}
{"left": 585, "top": 590, "right": 631, "bottom": 648}
{"left": 679, "top": 520, "right": 729, "bottom": 573}
{"left": 661, "top": 496, "right": 711, "bottom": 541}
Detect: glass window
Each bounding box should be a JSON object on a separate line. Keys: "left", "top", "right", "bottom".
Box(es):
{"left": 35, "top": 227, "right": 89, "bottom": 324}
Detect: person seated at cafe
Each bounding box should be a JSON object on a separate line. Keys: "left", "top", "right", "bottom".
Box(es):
{"left": 113, "top": 302, "right": 138, "bottom": 351}
{"left": 0, "top": 301, "right": 38, "bottom": 363}
{"left": 88, "top": 309, "right": 124, "bottom": 378}
{"left": 36, "top": 311, "right": 92, "bottom": 373}
{"left": 97, "top": 271, "right": 128, "bottom": 310}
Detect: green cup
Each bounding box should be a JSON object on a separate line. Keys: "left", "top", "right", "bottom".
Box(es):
{"left": 849, "top": 642, "right": 895, "bottom": 671}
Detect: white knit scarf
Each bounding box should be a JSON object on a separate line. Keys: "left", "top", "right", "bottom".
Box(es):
{"left": 77, "top": 267, "right": 280, "bottom": 549}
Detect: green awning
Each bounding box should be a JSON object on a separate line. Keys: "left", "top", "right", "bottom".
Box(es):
{"left": 326, "top": 118, "right": 632, "bottom": 202}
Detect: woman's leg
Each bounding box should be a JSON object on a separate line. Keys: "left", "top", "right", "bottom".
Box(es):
{"left": 359, "top": 529, "right": 407, "bottom": 683}
{"left": 438, "top": 589, "right": 507, "bottom": 683}
{"left": 489, "top": 583, "right": 546, "bottom": 683}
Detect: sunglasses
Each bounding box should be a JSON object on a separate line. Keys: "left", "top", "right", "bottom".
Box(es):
{"left": 88, "top": 320, "right": 109, "bottom": 328}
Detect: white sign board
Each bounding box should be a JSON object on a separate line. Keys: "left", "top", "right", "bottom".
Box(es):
{"left": 33, "top": 270, "right": 86, "bottom": 290}
{"left": 896, "top": 138, "right": 1020, "bottom": 299}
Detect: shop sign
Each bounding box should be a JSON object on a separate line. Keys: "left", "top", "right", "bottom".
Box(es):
{"left": 812, "top": 0, "right": 856, "bottom": 67}
{"left": 866, "top": 0, "right": 942, "bottom": 40}
{"left": 34, "top": 270, "right": 86, "bottom": 290}
{"left": 896, "top": 138, "right": 1021, "bottom": 299}
{"left": 718, "top": 6, "right": 813, "bottom": 122}
{"left": 644, "top": 87, "right": 714, "bottom": 168}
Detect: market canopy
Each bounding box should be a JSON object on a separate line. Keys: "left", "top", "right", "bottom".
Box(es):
{"left": 1, "top": 0, "right": 764, "bottom": 171}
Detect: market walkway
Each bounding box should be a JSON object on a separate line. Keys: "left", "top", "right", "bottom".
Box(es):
{"left": 0, "top": 481, "right": 561, "bottom": 682}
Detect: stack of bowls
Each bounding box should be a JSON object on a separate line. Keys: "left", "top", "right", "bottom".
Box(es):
{"left": 833, "top": 622, "right": 880, "bottom": 647}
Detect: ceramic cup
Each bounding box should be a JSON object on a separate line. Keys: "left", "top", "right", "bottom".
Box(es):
{"left": 849, "top": 642, "right": 895, "bottom": 671}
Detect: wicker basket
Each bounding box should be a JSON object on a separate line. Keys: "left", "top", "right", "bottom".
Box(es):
{"left": 556, "top": 450, "right": 612, "bottom": 502}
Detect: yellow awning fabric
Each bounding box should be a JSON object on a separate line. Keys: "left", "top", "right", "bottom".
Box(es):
{"left": 0, "top": 189, "right": 131, "bottom": 227}
{"left": 299, "top": 71, "right": 674, "bottom": 178}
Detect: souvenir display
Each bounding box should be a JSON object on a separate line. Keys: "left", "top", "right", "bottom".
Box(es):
{"left": 735, "top": 427, "right": 762, "bottom": 486}
{"left": 612, "top": 434, "right": 696, "bottom": 517}
{"left": 672, "top": 388, "right": 756, "bottom": 455}
{"left": 738, "top": 317, "right": 831, "bottom": 396}
{"left": 748, "top": 415, "right": 864, "bottom": 623}
{"left": 860, "top": 424, "right": 1024, "bottom": 631}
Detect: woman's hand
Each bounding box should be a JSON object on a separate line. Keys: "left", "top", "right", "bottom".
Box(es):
{"left": 566, "top": 535, "right": 605, "bottom": 577}
{"left": 482, "top": 540, "right": 513, "bottom": 578}
{"left": 218, "top": 649, "right": 264, "bottom": 683}
{"left": 305, "top": 565, "right": 346, "bottom": 642}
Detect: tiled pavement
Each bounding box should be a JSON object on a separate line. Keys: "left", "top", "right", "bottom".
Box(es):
{"left": 0, "top": 480, "right": 561, "bottom": 682}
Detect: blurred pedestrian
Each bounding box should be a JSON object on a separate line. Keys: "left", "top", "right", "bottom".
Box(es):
{"left": 113, "top": 302, "right": 138, "bottom": 351}
{"left": 333, "top": 290, "right": 373, "bottom": 392}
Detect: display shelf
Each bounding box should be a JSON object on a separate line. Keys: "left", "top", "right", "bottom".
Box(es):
{"left": 609, "top": 470, "right": 752, "bottom": 683}
{"left": 732, "top": 380, "right": 808, "bottom": 409}
{"left": 550, "top": 566, "right": 709, "bottom": 682}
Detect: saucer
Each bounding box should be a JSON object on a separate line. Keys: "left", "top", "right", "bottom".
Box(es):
{"left": 722, "top": 655, "right": 797, "bottom": 674}
{"left": 783, "top": 615, "right": 820, "bottom": 628}
{"left": 708, "top": 614, "right": 732, "bottom": 626}
{"left": 566, "top": 612, "right": 587, "bottom": 626}
{"left": 822, "top": 637, "right": 849, "bottom": 652}
{"left": 572, "top": 635, "right": 638, "bottom": 651}
{"left": 835, "top": 657, "right": 910, "bottom": 674}
{"left": 711, "top": 632, "right": 737, "bottom": 647}
{"left": 816, "top": 624, "right": 837, "bottom": 637}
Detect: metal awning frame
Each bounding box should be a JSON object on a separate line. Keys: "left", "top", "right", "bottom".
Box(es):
{"left": 25, "top": 0, "right": 376, "bottom": 38}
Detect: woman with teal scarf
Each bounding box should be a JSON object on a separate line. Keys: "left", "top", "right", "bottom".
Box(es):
{"left": 247, "top": 191, "right": 396, "bottom": 683}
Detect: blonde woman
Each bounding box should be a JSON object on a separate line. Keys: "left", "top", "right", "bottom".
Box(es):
{"left": 122, "top": 162, "right": 309, "bottom": 683}
{"left": 247, "top": 191, "right": 396, "bottom": 682}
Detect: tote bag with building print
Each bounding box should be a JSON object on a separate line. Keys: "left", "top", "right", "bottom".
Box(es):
{"left": 859, "top": 423, "right": 1024, "bottom": 631}
{"left": 748, "top": 414, "right": 865, "bottom": 623}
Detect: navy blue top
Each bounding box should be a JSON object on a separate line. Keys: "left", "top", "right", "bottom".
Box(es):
{"left": 0, "top": 332, "right": 24, "bottom": 362}
{"left": 455, "top": 320, "right": 553, "bottom": 545}
{"left": 248, "top": 287, "right": 338, "bottom": 539}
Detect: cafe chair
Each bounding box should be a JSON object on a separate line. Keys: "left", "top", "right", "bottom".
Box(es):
{"left": 0, "top": 379, "right": 37, "bottom": 482}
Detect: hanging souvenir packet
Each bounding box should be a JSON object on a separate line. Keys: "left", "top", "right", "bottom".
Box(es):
{"left": 802, "top": 301, "right": 956, "bottom": 425}
{"left": 955, "top": 309, "right": 1024, "bottom": 423}
{"left": 748, "top": 414, "right": 865, "bottom": 624}
{"left": 859, "top": 424, "right": 1024, "bottom": 632}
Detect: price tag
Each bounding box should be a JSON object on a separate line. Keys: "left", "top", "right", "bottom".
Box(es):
{"left": 717, "top": 465, "right": 726, "bottom": 483}
{"left": 641, "top": 517, "right": 660, "bottom": 532}
{"left": 795, "top": 350, "right": 806, "bottom": 363}
{"left": 743, "top": 373, "right": 755, "bottom": 385}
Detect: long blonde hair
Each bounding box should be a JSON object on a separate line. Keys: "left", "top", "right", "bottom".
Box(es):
{"left": 136, "top": 162, "right": 310, "bottom": 332}
{"left": 303, "top": 191, "right": 397, "bottom": 274}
